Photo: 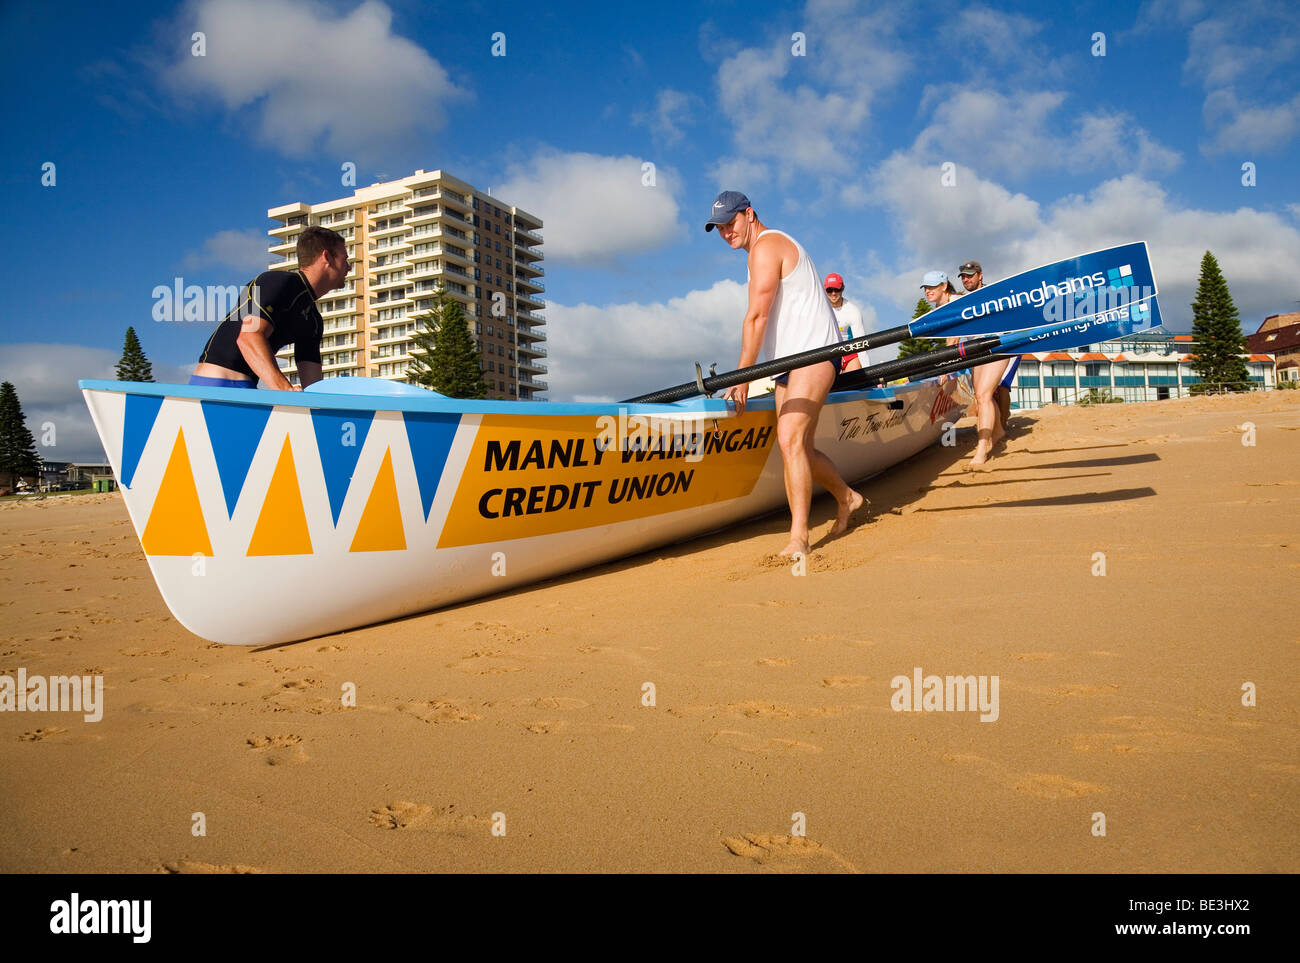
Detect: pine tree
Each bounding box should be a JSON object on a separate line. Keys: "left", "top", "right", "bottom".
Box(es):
{"left": 116, "top": 327, "right": 154, "bottom": 382}
{"left": 406, "top": 286, "right": 487, "bottom": 399}
{"left": 0, "top": 382, "right": 41, "bottom": 492}
{"left": 1189, "top": 251, "right": 1249, "bottom": 393}
{"left": 897, "top": 298, "right": 941, "bottom": 359}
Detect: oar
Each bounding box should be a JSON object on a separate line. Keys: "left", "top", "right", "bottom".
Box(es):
{"left": 624, "top": 241, "right": 1156, "bottom": 403}
{"left": 831, "top": 295, "right": 1163, "bottom": 392}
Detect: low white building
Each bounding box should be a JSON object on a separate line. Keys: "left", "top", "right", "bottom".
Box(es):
{"left": 1008, "top": 333, "right": 1276, "bottom": 410}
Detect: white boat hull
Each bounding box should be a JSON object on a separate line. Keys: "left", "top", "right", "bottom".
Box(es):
{"left": 80, "top": 377, "right": 969, "bottom": 645}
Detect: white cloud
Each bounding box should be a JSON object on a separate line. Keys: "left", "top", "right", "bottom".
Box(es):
{"left": 160, "top": 0, "right": 470, "bottom": 161}
{"left": 852, "top": 153, "right": 1300, "bottom": 330}
{"left": 0, "top": 344, "right": 191, "bottom": 464}
{"left": 1202, "top": 88, "right": 1300, "bottom": 154}
{"left": 1137, "top": 0, "right": 1300, "bottom": 154}
{"left": 495, "top": 150, "right": 685, "bottom": 263}
{"left": 179, "top": 228, "right": 270, "bottom": 274}
{"left": 711, "top": 1, "right": 908, "bottom": 183}
{"left": 633, "top": 89, "right": 701, "bottom": 146}
{"left": 914, "top": 88, "right": 1181, "bottom": 177}
{"left": 545, "top": 281, "right": 748, "bottom": 401}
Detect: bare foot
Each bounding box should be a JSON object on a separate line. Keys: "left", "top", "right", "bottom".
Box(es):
{"left": 968, "top": 442, "right": 993, "bottom": 466}
{"left": 831, "top": 489, "right": 865, "bottom": 536}
{"left": 779, "top": 537, "right": 810, "bottom": 557}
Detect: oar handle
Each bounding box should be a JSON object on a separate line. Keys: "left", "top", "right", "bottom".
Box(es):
{"left": 622, "top": 324, "right": 912, "bottom": 404}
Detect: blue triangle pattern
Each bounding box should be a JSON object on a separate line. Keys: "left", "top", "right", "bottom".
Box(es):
{"left": 311, "top": 408, "right": 374, "bottom": 526}
{"left": 200, "top": 400, "right": 273, "bottom": 517}
{"left": 120, "top": 394, "right": 164, "bottom": 489}
{"left": 403, "top": 412, "right": 460, "bottom": 521}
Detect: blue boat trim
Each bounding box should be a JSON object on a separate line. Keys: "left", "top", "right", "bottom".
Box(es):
{"left": 80, "top": 379, "right": 911, "bottom": 413}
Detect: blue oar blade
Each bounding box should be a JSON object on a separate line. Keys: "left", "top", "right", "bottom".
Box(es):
{"left": 998, "top": 295, "right": 1162, "bottom": 355}
{"left": 912, "top": 241, "right": 1157, "bottom": 340}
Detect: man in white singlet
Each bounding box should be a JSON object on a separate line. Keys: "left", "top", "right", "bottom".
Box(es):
{"left": 705, "top": 191, "right": 863, "bottom": 557}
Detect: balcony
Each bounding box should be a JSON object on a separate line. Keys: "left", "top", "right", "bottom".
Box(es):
{"left": 371, "top": 275, "right": 410, "bottom": 292}
{"left": 514, "top": 226, "right": 543, "bottom": 245}
{"left": 369, "top": 221, "right": 408, "bottom": 239}
{"left": 518, "top": 344, "right": 546, "bottom": 357}
{"left": 269, "top": 238, "right": 297, "bottom": 254}
{"left": 514, "top": 243, "right": 543, "bottom": 263}
{"left": 516, "top": 292, "right": 544, "bottom": 310}
{"left": 518, "top": 310, "right": 545, "bottom": 325}
{"left": 515, "top": 259, "right": 544, "bottom": 277}
{"left": 406, "top": 206, "right": 440, "bottom": 226}
{"left": 519, "top": 378, "right": 548, "bottom": 391}
{"left": 515, "top": 275, "right": 544, "bottom": 293}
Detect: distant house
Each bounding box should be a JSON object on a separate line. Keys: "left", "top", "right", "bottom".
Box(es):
{"left": 1246, "top": 312, "right": 1300, "bottom": 384}
{"left": 38, "top": 459, "right": 71, "bottom": 492}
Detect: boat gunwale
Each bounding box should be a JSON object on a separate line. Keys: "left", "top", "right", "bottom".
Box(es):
{"left": 78, "top": 378, "right": 927, "bottom": 415}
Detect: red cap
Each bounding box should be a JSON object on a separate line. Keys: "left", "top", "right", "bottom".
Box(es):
{"left": 824, "top": 273, "right": 844, "bottom": 290}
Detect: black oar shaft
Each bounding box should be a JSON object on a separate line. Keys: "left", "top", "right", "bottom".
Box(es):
{"left": 623, "top": 323, "right": 912, "bottom": 404}
{"left": 828, "top": 337, "right": 1001, "bottom": 393}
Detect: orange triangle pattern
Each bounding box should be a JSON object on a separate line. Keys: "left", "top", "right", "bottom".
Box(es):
{"left": 246, "top": 436, "right": 314, "bottom": 557}
{"left": 141, "top": 427, "right": 213, "bottom": 557}
{"left": 350, "top": 448, "right": 406, "bottom": 553}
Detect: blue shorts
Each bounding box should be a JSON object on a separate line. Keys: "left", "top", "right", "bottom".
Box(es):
{"left": 189, "top": 375, "right": 256, "bottom": 388}
{"left": 999, "top": 356, "right": 1022, "bottom": 389}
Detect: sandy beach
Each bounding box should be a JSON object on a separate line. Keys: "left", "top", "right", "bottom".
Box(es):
{"left": 1, "top": 390, "right": 1296, "bottom": 874}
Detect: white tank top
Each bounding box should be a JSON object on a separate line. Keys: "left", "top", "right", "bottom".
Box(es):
{"left": 750, "top": 230, "right": 842, "bottom": 362}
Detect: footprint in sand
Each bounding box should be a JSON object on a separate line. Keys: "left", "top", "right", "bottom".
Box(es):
{"left": 278, "top": 678, "right": 323, "bottom": 691}
{"left": 448, "top": 650, "right": 525, "bottom": 675}
{"left": 399, "top": 700, "right": 482, "bottom": 724}
{"left": 524, "top": 719, "right": 633, "bottom": 735}
{"left": 942, "top": 752, "right": 1106, "bottom": 800}
{"left": 526, "top": 696, "right": 588, "bottom": 710}
{"left": 1069, "top": 715, "right": 1235, "bottom": 755}
{"left": 757, "top": 657, "right": 794, "bottom": 667}
{"left": 821, "top": 676, "right": 869, "bottom": 688}
{"left": 159, "top": 860, "right": 262, "bottom": 874}
{"left": 709, "top": 730, "right": 821, "bottom": 755}
{"left": 369, "top": 801, "right": 492, "bottom": 836}
{"left": 19, "top": 727, "right": 67, "bottom": 742}
{"left": 724, "top": 701, "right": 798, "bottom": 719}
{"left": 120, "top": 647, "right": 173, "bottom": 657}
{"left": 722, "top": 833, "right": 858, "bottom": 873}
{"left": 246, "top": 734, "right": 307, "bottom": 765}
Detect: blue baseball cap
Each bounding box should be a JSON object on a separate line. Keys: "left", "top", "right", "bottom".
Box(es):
{"left": 704, "top": 191, "right": 752, "bottom": 232}
{"left": 920, "top": 270, "right": 949, "bottom": 288}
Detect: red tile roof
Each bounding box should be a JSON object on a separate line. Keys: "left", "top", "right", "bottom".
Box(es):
{"left": 1042, "top": 352, "right": 1073, "bottom": 361}
{"left": 1079, "top": 352, "right": 1108, "bottom": 361}
{"left": 1173, "top": 335, "right": 1193, "bottom": 342}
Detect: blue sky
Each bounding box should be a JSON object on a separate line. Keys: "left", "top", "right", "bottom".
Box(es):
{"left": 2, "top": 0, "right": 1298, "bottom": 459}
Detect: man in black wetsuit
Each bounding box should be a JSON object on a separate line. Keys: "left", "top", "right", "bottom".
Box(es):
{"left": 192, "top": 225, "right": 351, "bottom": 390}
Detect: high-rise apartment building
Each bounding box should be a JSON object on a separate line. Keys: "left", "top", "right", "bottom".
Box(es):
{"left": 266, "top": 169, "right": 547, "bottom": 400}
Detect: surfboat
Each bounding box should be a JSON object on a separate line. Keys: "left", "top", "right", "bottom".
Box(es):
{"left": 79, "top": 375, "right": 971, "bottom": 645}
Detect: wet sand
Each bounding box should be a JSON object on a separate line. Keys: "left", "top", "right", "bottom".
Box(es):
{"left": 1, "top": 390, "right": 1297, "bottom": 873}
